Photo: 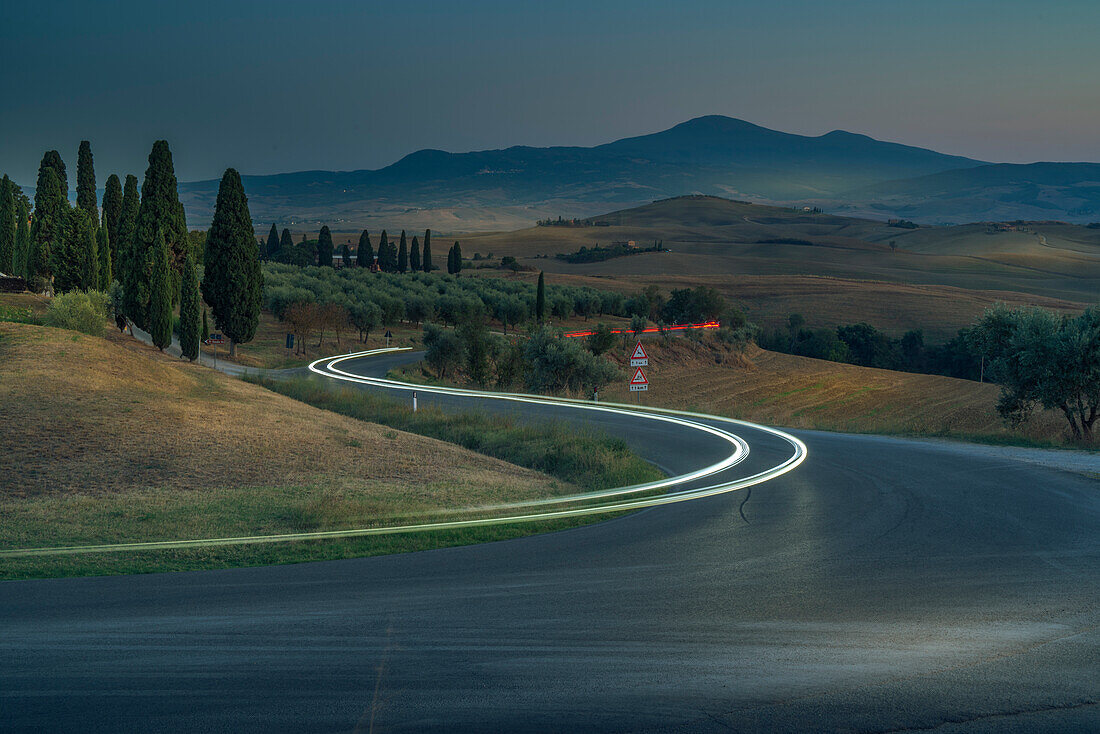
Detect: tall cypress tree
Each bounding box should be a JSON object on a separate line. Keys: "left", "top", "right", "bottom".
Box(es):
{"left": 280, "top": 228, "right": 292, "bottom": 252}
{"left": 101, "top": 174, "right": 122, "bottom": 266}
{"left": 377, "top": 230, "right": 396, "bottom": 272}
{"left": 201, "top": 168, "right": 262, "bottom": 357}
{"left": 40, "top": 150, "right": 67, "bottom": 200}
{"left": 13, "top": 201, "right": 29, "bottom": 279}
{"left": 422, "top": 229, "right": 432, "bottom": 272}
{"left": 341, "top": 243, "right": 351, "bottom": 267}
{"left": 536, "top": 271, "right": 546, "bottom": 323}
{"left": 0, "top": 176, "right": 14, "bottom": 273}
{"left": 134, "top": 141, "right": 188, "bottom": 306}
{"left": 316, "top": 225, "right": 334, "bottom": 267}
{"left": 447, "top": 244, "right": 455, "bottom": 274}
{"left": 29, "top": 165, "right": 67, "bottom": 286}
{"left": 356, "top": 230, "right": 373, "bottom": 268}
{"left": 179, "top": 248, "right": 200, "bottom": 361}
{"left": 76, "top": 140, "right": 98, "bottom": 227}
{"left": 410, "top": 235, "right": 421, "bottom": 272}
{"left": 97, "top": 226, "right": 111, "bottom": 290}
{"left": 53, "top": 207, "right": 98, "bottom": 294}
{"left": 398, "top": 230, "right": 408, "bottom": 273}
{"left": 148, "top": 227, "right": 173, "bottom": 351}
{"left": 265, "top": 223, "right": 279, "bottom": 260}
{"left": 117, "top": 174, "right": 144, "bottom": 326}
{"left": 201, "top": 308, "right": 209, "bottom": 342}
{"left": 452, "top": 241, "right": 462, "bottom": 274}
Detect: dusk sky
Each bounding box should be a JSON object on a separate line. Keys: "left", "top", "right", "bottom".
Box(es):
{"left": 3, "top": 0, "right": 1099, "bottom": 185}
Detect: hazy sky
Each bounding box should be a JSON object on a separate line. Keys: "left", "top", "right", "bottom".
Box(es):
{"left": 3, "top": 0, "right": 1099, "bottom": 185}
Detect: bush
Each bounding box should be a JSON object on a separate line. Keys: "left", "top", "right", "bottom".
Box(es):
{"left": 42, "top": 291, "right": 109, "bottom": 336}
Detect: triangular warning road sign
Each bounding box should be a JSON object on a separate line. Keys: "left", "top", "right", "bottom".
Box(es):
{"left": 630, "top": 367, "right": 648, "bottom": 385}
{"left": 631, "top": 342, "right": 648, "bottom": 360}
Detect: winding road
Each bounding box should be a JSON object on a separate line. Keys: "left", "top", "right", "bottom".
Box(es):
{"left": 2, "top": 350, "right": 1098, "bottom": 733}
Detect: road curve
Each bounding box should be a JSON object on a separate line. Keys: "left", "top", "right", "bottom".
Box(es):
{"left": 2, "top": 351, "right": 1098, "bottom": 733}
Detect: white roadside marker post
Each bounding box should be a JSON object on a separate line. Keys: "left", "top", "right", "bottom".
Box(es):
{"left": 413, "top": 391, "right": 418, "bottom": 412}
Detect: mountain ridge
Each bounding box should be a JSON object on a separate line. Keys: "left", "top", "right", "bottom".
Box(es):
{"left": 173, "top": 116, "right": 1098, "bottom": 229}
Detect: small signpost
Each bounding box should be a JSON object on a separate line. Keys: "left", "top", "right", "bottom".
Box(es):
{"left": 205, "top": 333, "right": 225, "bottom": 366}
{"left": 630, "top": 342, "right": 649, "bottom": 367}
{"left": 629, "top": 366, "right": 649, "bottom": 392}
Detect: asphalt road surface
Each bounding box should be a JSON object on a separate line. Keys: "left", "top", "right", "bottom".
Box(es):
{"left": 2, "top": 351, "right": 1098, "bottom": 733}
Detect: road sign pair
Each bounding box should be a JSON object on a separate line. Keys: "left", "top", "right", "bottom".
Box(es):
{"left": 629, "top": 342, "right": 649, "bottom": 391}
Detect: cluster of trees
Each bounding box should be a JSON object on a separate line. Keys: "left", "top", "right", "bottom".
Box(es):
{"left": 423, "top": 321, "right": 620, "bottom": 394}
{"left": 970, "top": 304, "right": 1099, "bottom": 441}
{"left": 4, "top": 140, "right": 261, "bottom": 360}
{"left": 621, "top": 284, "right": 727, "bottom": 326}
{"left": 757, "top": 315, "right": 981, "bottom": 380}
{"left": 0, "top": 143, "right": 112, "bottom": 294}
{"left": 266, "top": 226, "right": 438, "bottom": 274}
{"left": 263, "top": 264, "right": 630, "bottom": 338}
{"left": 556, "top": 240, "right": 666, "bottom": 264}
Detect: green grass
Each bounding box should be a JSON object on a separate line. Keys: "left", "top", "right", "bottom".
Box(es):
{"left": 0, "top": 513, "right": 617, "bottom": 580}
{"left": 249, "top": 375, "right": 665, "bottom": 491}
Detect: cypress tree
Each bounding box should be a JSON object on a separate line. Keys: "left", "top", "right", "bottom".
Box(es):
{"left": 97, "top": 225, "right": 111, "bottom": 290}
{"left": 201, "top": 168, "right": 262, "bottom": 357}
{"left": 410, "top": 235, "right": 421, "bottom": 272}
{"left": 377, "top": 230, "right": 395, "bottom": 272}
{"left": 0, "top": 176, "right": 14, "bottom": 273}
{"left": 53, "top": 208, "right": 94, "bottom": 293}
{"left": 179, "top": 248, "right": 200, "bottom": 361}
{"left": 422, "top": 229, "right": 432, "bottom": 272}
{"left": 316, "top": 225, "right": 334, "bottom": 267}
{"left": 536, "top": 270, "right": 546, "bottom": 322}
{"left": 356, "top": 230, "right": 373, "bottom": 268}
{"left": 452, "top": 241, "right": 462, "bottom": 274}
{"left": 40, "top": 150, "right": 67, "bottom": 200}
{"left": 341, "top": 243, "right": 351, "bottom": 267}
{"left": 102, "top": 174, "right": 122, "bottom": 266}
{"left": 148, "top": 227, "right": 173, "bottom": 351}
{"left": 201, "top": 308, "right": 209, "bottom": 342}
{"left": 13, "top": 201, "right": 29, "bottom": 279}
{"left": 117, "top": 174, "right": 144, "bottom": 326}
{"left": 265, "top": 223, "right": 279, "bottom": 260}
{"left": 76, "top": 141, "right": 98, "bottom": 227}
{"left": 134, "top": 141, "right": 189, "bottom": 306}
{"left": 29, "top": 165, "right": 67, "bottom": 286}
{"left": 398, "top": 230, "right": 408, "bottom": 273}
{"left": 280, "top": 228, "right": 292, "bottom": 254}
{"left": 446, "top": 244, "right": 455, "bottom": 274}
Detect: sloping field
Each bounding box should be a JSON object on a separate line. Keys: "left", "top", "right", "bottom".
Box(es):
{"left": 598, "top": 338, "right": 1069, "bottom": 444}
{"left": 460, "top": 197, "right": 1100, "bottom": 302}
{"left": 0, "top": 322, "right": 574, "bottom": 576}
{"left": 474, "top": 270, "right": 1085, "bottom": 340}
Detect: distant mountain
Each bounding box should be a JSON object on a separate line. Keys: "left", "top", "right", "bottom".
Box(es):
{"left": 177, "top": 116, "right": 987, "bottom": 229}
{"left": 839, "top": 162, "right": 1100, "bottom": 224}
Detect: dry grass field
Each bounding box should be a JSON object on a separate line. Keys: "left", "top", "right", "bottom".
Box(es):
{"left": 382, "top": 325, "right": 1076, "bottom": 446}
{"left": 472, "top": 270, "right": 1085, "bottom": 341}
{"left": 0, "top": 321, "right": 578, "bottom": 577}
{"left": 598, "top": 336, "right": 1071, "bottom": 445}
{"left": 460, "top": 197, "right": 1100, "bottom": 305}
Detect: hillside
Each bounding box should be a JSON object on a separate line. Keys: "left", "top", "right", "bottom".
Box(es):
{"left": 599, "top": 338, "right": 1068, "bottom": 444}
{"left": 0, "top": 321, "right": 571, "bottom": 576}
{"left": 462, "top": 196, "right": 1100, "bottom": 305}
{"left": 842, "top": 162, "right": 1100, "bottom": 224}
{"left": 177, "top": 116, "right": 984, "bottom": 229}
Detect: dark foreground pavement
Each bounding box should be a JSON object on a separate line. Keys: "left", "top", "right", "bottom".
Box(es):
{"left": 2, "top": 353, "right": 1097, "bottom": 733}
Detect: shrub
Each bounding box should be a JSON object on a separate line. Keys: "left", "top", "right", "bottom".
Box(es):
{"left": 42, "top": 290, "right": 109, "bottom": 336}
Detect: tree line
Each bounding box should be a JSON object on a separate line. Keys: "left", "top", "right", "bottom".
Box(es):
{"left": 2, "top": 140, "right": 262, "bottom": 358}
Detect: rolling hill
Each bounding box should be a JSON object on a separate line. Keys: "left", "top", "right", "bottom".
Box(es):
{"left": 839, "top": 162, "right": 1100, "bottom": 224}
{"left": 178, "top": 116, "right": 987, "bottom": 230}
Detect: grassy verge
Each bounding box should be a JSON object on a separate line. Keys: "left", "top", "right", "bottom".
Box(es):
{"left": 248, "top": 375, "right": 665, "bottom": 491}
{"left": 1, "top": 510, "right": 616, "bottom": 580}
